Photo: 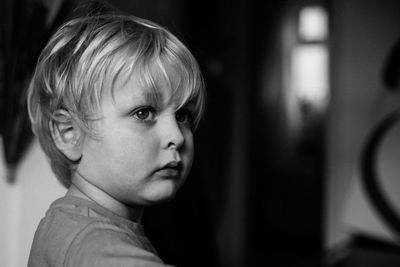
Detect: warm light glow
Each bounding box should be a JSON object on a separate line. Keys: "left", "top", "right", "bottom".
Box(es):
{"left": 291, "top": 45, "right": 329, "bottom": 106}
{"left": 299, "top": 6, "right": 328, "bottom": 41}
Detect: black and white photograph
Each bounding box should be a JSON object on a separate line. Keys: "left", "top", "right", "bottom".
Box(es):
{"left": 1, "top": 0, "right": 400, "bottom": 266}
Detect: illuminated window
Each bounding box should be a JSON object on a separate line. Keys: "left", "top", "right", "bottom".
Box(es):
{"left": 291, "top": 45, "right": 328, "bottom": 107}
{"left": 282, "top": 4, "right": 329, "bottom": 135}
{"left": 291, "top": 5, "right": 329, "bottom": 110}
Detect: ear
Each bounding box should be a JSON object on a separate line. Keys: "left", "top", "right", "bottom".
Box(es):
{"left": 50, "top": 109, "right": 83, "bottom": 161}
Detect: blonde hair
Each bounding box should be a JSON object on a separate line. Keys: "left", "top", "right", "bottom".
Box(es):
{"left": 28, "top": 14, "right": 206, "bottom": 187}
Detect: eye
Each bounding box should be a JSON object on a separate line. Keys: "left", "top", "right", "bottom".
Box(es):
{"left": 132, "top": 107, "right": 156, "bottom": 122}
{"left": 176, "top": 109, "right": 193, "bottom": 124}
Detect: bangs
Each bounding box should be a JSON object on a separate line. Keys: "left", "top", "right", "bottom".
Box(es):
{"left": 108, "top": 40, "right": 205, "bottom": 129}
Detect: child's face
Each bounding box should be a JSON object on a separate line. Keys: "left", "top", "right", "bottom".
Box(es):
{"left": 76, "top": 71, "right": 194, "bottom": 207}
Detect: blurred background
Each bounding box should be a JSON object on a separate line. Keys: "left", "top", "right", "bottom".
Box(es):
{"left": 1, "top": 0, "right": 400, "bottom": 266}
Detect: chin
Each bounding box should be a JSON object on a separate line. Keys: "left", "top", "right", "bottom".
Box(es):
{"left": 143, "top": 183, "right": 180, "bottom": 205}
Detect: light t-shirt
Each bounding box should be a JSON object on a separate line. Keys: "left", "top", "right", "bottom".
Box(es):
{"left": 28, "top": 196, "right": 173, "bottom": 267}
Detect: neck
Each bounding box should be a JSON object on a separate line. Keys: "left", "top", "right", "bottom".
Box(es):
{"left": 66, "top": 171, "right": 144, "bottom": 222}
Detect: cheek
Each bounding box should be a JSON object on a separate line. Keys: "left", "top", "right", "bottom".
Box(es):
{"left": 183, "top": 132, "right": 195, "bottom": 163}
{"left": 185, "top": 130, "right": 194, "bottom": 150}
{"left": 115, "top": 136, "right": 157, "bottom": 161}
{"left": 119, "top": 131, "right": 162, "bottom": 165}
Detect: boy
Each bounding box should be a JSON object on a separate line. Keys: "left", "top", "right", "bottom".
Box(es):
{"left": 27, "top": 13, "right": 205, "bottom": 266}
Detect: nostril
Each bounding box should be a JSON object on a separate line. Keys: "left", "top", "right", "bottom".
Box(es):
{"left": 168, "top": 137, "right": 184, "bottom": 149}
{"left": 167, "top": 134, "right": 184, "bottom": 149}
{"left": 168, "top": 141, "right": 177, "bottom": 148}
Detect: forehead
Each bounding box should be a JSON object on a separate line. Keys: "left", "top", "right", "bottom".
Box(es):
{"left": 112, "top": 56, "right": 193, "bottom": 105}
{"left": 108, "top": 61, "right": 179, "bottom": 108}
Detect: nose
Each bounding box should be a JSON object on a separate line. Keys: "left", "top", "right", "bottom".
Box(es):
{"left": 160, "top": 116, "right": 185, "bottom": 150}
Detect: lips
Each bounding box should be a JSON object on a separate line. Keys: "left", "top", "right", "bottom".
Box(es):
{"left": 155, "top": 161, "right": 182, "bottom": 178}
{"left": 156, "top": 168, "right": 180, "bottom": 177}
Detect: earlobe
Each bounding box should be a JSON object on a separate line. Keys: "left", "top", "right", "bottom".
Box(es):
{"left": 50, "top": 110, "right": 83, "bottom": 161}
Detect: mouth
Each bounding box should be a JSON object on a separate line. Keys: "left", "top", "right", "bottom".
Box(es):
{"left": 155, "top": 161, "right": 183, "bottom": 178}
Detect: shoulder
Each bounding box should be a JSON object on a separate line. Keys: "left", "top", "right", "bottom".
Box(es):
{"left": 64, "top": 221, "right": 168, "bottom": 266}
{"left": 28, "top": 200, "right": 101, "bottom": 266}
{"left": 29, "top": 196, "right": 172, "bottom": 267}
